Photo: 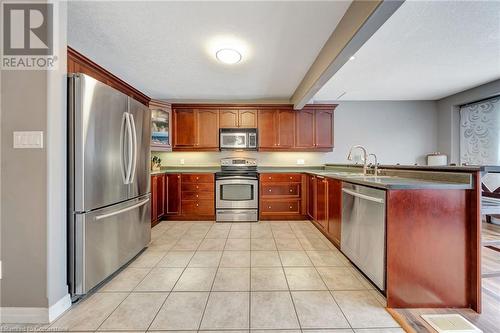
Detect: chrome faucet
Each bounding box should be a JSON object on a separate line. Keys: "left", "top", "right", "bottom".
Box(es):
{"left": 347, "top": 145, "right": 368, "bottom": 175}
{"left": 368, "top": 153, "right": 379, "bottom": 176}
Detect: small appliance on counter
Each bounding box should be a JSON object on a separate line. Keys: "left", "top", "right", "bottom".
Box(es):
{"left": 151, "top": 156, "right": 162, "bottom": 171}
{"left": 216, "top": 157, "right": 258, "bottom": 222}
{"left": 426, "top": 152, "right": 448, "bottom": 166}
{"left": 220, "top": 128, "right": 257, "bottom": 150}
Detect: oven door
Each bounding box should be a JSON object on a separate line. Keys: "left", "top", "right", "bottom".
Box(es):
{"left": 220, "top": 132, "right": 248, "bottom": 149}
{"left": 216, "top": 177, "right": 258, "bottom": 209}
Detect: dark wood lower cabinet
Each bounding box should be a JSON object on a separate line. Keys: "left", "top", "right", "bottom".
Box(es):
{"left": 327, "top": 178, "right": 342, "bottom": 247}
{"left": 165, "top": 174, "right": 181, "bottom": 215}
{"left": 259, "top": 173, "right": 306, "bottom": 220}
{"left": 316, "top": 176, "right": 328, "bottom": 230}
{"left": 151, "top": 174, "right": 165, "bottom": 227}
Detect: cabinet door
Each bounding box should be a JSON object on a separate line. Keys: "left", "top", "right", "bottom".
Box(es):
{"left": 316, "top": 177, "right": 327, "bottom": 229}
{"left": 239, "top": 110, "right": 257, "bottom": 128}
{"left": 307, "top": 175, "right": 316, "bottom": 220}
{"left": 197, "top": 110, "right": 219, "bottom": 148}
{"left": 258, "top": 110, "right": 277, "bottom": 148}
{"left": 277, "top": 110, "right": 295, "bottom": 148}
{"left": 166, "top": 174, "right": 181, "bottom": 215}
{"left": 151, "top": 175, "right": 158, "bottom": 222}
{"left": 295, "top": 110, "right": 315, "bottom": 148}
{"left": 219, "top": 110, "right": 238, "bottom": 128}
{"left": 315, "top": 110, "right": 333, "bottom": 148}
{"left": 174, "top": 109, "right": 196, "bottom": 148}
{"left": 327, "top": 178, "right": 342, "bottom": 247}
{"left": 157, "top": 174, "right": 165, "bottom": 218}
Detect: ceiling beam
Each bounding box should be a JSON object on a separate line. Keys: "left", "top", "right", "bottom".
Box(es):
{"left": 290, "top": 0, "right": 404, "bottom": 109}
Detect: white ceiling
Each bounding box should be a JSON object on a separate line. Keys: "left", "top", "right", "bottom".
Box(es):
{"left": 313, "top": 0, "right": 500, "bottom": 101}
{"left": 67, "top": 1, "right": 351, "bottom": 100}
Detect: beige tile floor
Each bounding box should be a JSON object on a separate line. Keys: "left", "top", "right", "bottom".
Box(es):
{"left": 46, "top": 221, "right": 404, "bottom": 333}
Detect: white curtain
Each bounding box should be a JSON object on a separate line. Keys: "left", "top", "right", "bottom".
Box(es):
{"left": 460, "top": 96, "right": 500, "bottom": 165}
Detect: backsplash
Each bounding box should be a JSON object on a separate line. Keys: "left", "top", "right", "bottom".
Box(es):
{"left": 151, "top": 151, "right": 329, "bottom": 166}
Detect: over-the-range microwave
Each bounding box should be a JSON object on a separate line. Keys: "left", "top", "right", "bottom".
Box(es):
{"left": 220, "top": 128, "right": 257, "bottom": 150}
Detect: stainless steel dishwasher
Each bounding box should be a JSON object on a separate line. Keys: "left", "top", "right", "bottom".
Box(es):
{"left": 341, "top": 182, "right": 386, "bottom": 291}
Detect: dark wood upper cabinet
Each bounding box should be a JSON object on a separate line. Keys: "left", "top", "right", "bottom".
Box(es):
{"left": 165, "top": 174, "right": 181, "bottom": 215}
{"left": 197, "top": 109, "right": 219, "bottom": 148}
{"left": 172, "top": 104, "right": 335, "bottom": 152}
{"left": 258, "top": 110, "right": 277, "bottom": 149}
{"left": 295, "top": 109, "right": 315, "bottom": 148}
{"left": 239, "top": 110, "right": 257, "bottom": 128}
{"left": 173, "top": 109, "right": 197, "bottom": 148}
{"left": 277, "top": 110, "right": 295, "bottom": 148}
{"left": 327, "top": 178, "right": 342, "bottom": 247}
{"left": 295, "top": 108, "right": 334, "bottom": 150}
{"left": 315, "top": 109, "right": 334, "bottom": 148}
{"left": 220, "top": 109, "right": 257, "bottom": 128}
{"left": 219, "top": 110, "right": 238, "bottom": 128}
{"left": 172, "top": 108, "right": 219, "bottom": 151}
{"left": 259, "top": 109, "right": 295, "bottom": 149}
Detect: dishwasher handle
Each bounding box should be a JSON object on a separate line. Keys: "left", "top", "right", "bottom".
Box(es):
{"left": 342, "top": 188, "right": 385, "bottom": 204}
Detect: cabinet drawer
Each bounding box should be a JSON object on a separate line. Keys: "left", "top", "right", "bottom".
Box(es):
{"left": 181, "top": 200, "right": 214, "bottom": 215}
{"left": 260, "top": 173, "right": 301, "bottom": 183}
{"left": 182, "top": 191, "right": 214, "bottom": 200}
{"left": 261, "top": 200, "right": 300, "bottom": 214}
{"left": 261, "top": 183, "right": 300, "bottom": 197}
{"left": 181, "top": 174, "right": 214, "bottom": 183}
{"left": 181, "top": 183, "right": 214, "bottom": 192}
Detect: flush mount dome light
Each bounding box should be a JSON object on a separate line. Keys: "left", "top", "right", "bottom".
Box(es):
{"left": 216, "top": 48, "right": 242, "bottom": 64}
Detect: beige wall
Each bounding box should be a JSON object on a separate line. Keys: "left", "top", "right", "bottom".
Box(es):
{"left": 0, "top": 1, "right": 68, "bottom": 320}
{"left": 1, "top": 71, "right": 49, "bottom": 308}
{"left": 154, "top": 100, "right": 438, "bottom": 166}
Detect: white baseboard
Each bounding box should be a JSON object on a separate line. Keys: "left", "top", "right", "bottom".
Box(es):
{"left": 48, "top": 293, "right": 71, "bottom": 322}
{"left": 0, "top": 293, "right": 71, "bottom": 324}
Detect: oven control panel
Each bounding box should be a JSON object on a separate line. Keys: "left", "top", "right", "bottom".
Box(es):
{"left": 221, "top": 157, "right": 257, "bottom": 166}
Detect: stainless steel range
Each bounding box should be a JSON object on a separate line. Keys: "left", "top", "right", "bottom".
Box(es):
{"left": 216, "top": 157, "right": 259, "bottom": 222}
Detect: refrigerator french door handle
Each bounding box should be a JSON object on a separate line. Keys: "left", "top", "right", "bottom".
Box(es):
{"left": 129, "top": 113, "right": 138, "bottom": 183}
{"left": 125, "top": 113, "right": 134, "bottom": 184}
{"left": 95, "top": 198, "right": 150, "bottom": 220}
{"left": 119, "top": 112, "right": 127, "bottom": 184}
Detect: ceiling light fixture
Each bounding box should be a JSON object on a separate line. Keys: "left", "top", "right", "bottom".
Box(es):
{"left": 216, "top": 48, "right": 242, "bottom": 64}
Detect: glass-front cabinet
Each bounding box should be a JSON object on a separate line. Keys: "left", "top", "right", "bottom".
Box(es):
{"left": 149, "top": 100, "right": 172, "bottom": 151}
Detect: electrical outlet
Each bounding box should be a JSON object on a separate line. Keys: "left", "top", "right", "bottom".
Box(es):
{"left": 180, "top": 159, "right": 185, "bottom": 165}
{"left": 13, "top": 131, "right": 43, "bottom": 148}
{"left": 296, "top": 159, "right": 305, "bottom": 165}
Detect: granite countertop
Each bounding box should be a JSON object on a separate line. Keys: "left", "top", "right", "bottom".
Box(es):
{"left": 150, "top": 165, "right": 473, "bottom": 190}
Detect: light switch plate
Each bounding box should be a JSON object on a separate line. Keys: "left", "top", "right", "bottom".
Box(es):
{"left": 180, "top": 159, "right": 185, "bottom": 165}
{"left": 13, "top": 131, "right": 44, "bottom": 148}
{"left": 297, "top": 159, "right": 305, "bottom": 165}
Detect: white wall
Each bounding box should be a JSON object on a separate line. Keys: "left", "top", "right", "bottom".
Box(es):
{"left": 154, "top": 101, "right": 438, "bottom": 166}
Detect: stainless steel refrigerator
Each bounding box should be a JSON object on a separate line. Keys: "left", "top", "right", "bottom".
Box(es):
{"left": 68, "top": 73, "right": 151, "bottom": 298}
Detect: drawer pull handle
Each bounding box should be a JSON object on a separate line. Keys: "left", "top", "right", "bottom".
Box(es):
{"left": 268, "top": 177, "right": 271, "bottom": 180}
{"left": 269, "top": 189, "right": 272, "bottom": 192}
{"left": 289, "top": 189, "right": 293, "bottom": 192}
{"left": 196, "top": 203, "right": 199, "bottom": 207}
{"left": 196, "top": 177, "right": 199, "bottom": 180}
{"left": 196, "top": 194, "right": 199, "bottom": 198}
{"left": 268, "top": 206, "right": 271, "bottom": 209}
{"left": 289, "top": 206, "right": 293, "bottom": 209}
{"left": 289, "top": 176, "right": 292, "bottom": 179}
{"left": 196, "top": 186, "right": 199, "bottom": 189}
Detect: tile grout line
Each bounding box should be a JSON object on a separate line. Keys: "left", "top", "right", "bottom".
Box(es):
{"left": 273, "top": 222, "right": 303, "bottom": 331}
{"left": 303, "top": 243, "right": 353, "bottom": 331}
{"left": 145, "top": 222, "right": 202, "bottom": 332}
{"left": 197, "top": 222, "right": 232, "bottom": 331}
